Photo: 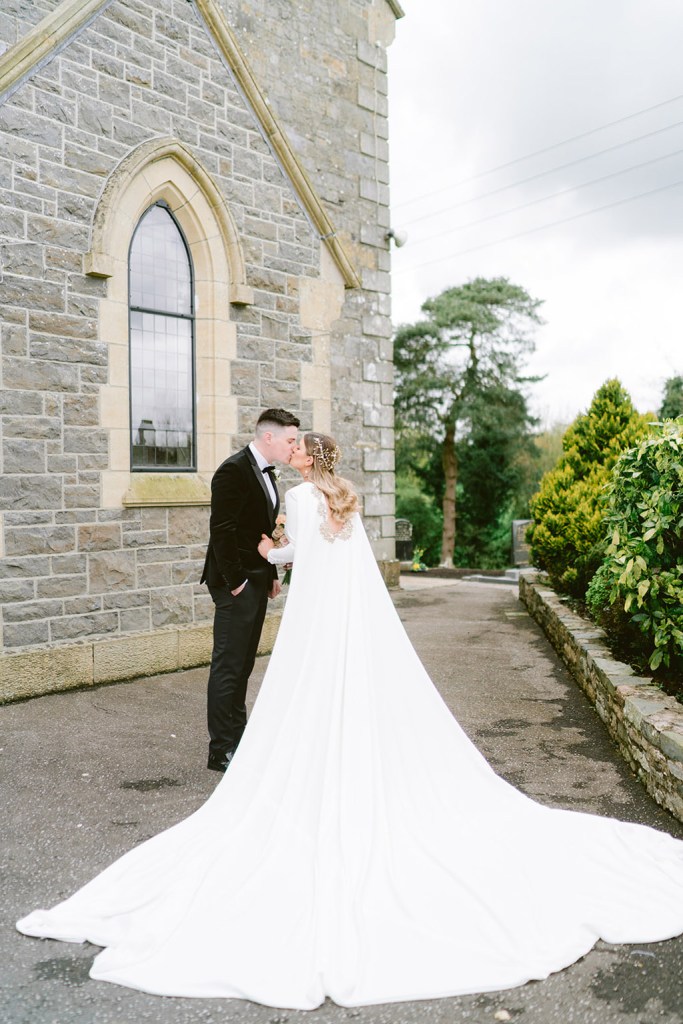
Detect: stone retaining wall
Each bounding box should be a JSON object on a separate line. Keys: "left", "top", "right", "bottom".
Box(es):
{"left": 520, "top": 570, "right": 683, "bottom": 823}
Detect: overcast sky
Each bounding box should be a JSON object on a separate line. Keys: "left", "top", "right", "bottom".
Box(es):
{"left": 387, "top": 0, "right": 683, "bottom": 427}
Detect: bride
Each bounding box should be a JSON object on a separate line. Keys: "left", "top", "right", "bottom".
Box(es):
{"left": 17, "top": 432, "right": 683, "bottom": 1009}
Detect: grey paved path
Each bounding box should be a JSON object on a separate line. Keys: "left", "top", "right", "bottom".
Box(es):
{"left": 2, "top": 580, "right": 682, "bottom": 1024}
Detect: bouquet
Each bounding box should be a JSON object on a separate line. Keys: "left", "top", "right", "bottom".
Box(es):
{"left": 272, "top": 515, "right": 293, "bottom": 586}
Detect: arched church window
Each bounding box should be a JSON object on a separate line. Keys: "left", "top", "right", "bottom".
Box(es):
{"left": 129, "top": 203, "right": 196, "bottom": 470}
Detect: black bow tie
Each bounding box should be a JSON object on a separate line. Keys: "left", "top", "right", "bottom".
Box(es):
{"left": 262, "top": 465, "right": 275, "bottom": 474}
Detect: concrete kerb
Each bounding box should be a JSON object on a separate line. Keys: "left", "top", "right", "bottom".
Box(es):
{"left": 520, "top": 569, "right": 683, "bottom": 822}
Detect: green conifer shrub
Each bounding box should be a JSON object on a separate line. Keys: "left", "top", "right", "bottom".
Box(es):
{"left": 588, "top": 421, "right": 683, "bottom": 673}
{"left": 528, "top": 379, "right": 650, "bottom": 596}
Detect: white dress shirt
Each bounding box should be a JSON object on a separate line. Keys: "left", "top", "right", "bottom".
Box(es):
{"left": 249, "top": 442, "right": 277, "bottom": 507}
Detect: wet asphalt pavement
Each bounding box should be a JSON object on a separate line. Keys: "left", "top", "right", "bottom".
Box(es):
{"left": 2, "top": 578, "right": 682, "bottom": 1024}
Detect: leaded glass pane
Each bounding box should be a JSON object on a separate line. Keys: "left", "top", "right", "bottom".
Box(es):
{"left": 130, "top": 312, "right": 194, "bottom": 468}
{"left": 129, "top": 204, "right": 195, "bottom": 471}
{"left": 129, "top": 205, "right": 192, "bottom": 315}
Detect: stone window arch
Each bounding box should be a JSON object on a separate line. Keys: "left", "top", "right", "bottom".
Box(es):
{"left": 87, "top": 138, "right": 253, "bottom": 508}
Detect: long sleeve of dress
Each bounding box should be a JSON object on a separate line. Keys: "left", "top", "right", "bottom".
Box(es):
{"left": 267, "top": 488, "right": 297, "bottom": 565}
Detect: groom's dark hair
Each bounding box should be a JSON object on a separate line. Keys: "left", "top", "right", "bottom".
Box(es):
{"left": 256, "top": 408, "right": 300, "bottom": 431}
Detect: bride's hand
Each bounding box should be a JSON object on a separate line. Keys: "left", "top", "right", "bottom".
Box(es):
{"left": 258, "top": 534, "right": 274, "bottom": 559}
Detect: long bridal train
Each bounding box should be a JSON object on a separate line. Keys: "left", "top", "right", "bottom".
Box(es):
{"left": 17, "top": 483, "right": 683, "bottom": 1009}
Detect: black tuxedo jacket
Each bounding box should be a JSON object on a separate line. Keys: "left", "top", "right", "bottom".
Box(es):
{"left": 200, "top": 446, "right": 279, "bottom": 590}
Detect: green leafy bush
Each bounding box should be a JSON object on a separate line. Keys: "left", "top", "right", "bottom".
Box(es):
{"left": 592, "top": 421, "right": 683, "bottom": 672}
{"left": 585, "top": 562, "right": 645, "bottom": 667}
{"left": 528, "top": 379, "right": 650, "bottom": 596}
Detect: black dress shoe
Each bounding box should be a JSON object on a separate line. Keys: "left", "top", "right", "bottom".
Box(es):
{"left": 207, "top": 750, "right": 234, "bottom": 773}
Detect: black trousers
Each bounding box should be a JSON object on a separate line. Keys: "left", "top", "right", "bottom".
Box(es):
{"left": 206, "top": 577, "right": 269, "bottom": 758}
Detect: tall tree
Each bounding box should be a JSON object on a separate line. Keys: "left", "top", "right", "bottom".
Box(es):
{"left": 455, "top": 384, "right": 537, "bottom": 566}
{"left": 394, "top": 277, "right": 542, "bottom": 566}
{"left": 660, "top": 374, "right": 683, "bottom": 419}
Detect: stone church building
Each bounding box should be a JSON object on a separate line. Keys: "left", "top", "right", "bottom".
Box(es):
{"left": 0, "top": 0, "right": 403, "bottom": 701}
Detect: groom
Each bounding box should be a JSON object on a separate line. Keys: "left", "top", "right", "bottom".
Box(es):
{"left": 200, "top": 408, "right": 300, "bottom": 772}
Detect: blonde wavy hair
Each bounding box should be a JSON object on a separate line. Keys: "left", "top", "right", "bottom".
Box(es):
{"left": 303, "top": 432, "right": 359, "bottom": 523}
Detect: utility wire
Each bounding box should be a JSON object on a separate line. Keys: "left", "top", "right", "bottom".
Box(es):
{"left": 407, "top": 146, "right": 683, "bottom": 248}
{"left": 393, "top": 90, "right": 683, "bottom": 211}
{"left": 393, "top": 177, "right": 683, "bottom": 274}
{"left": 401, "top": 116, "right": 683, "bottom": 228}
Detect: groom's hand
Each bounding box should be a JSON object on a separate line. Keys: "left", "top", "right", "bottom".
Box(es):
{"left": 268, "top": 580, "right": 282, "bottom": 600}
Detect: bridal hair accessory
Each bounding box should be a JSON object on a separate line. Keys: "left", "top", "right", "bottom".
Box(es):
{"left": 312, "top": 436, "right": 341, "bottom": 472}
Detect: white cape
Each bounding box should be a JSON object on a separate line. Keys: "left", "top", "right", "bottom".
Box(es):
{"left": 17, "top": 482, "right": 683, "bottom": 1008}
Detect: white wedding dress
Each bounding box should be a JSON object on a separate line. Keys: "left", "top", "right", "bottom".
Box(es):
{"left": 17, "top": 482, "right": 683, "bottom": 1008}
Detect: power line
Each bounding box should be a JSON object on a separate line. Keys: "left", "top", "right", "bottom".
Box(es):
{"left": 393, "top": 177, "right": 683, "bottom": 275}
{"left": 407, "top": 146, "right": 683, "bottom": 249}
{"left": 401, "top": 116, "right": 683, "bottom": 228}
{"left": 393, "top": 90, "right": 683, "bottom": 211}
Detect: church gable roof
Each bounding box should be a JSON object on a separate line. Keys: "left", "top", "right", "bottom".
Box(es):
{"left": 0, "top": 0, "right": 363, "bottom": 288}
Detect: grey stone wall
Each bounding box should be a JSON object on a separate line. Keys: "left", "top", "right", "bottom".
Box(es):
{"left": 1, "top": 505, "right": 212, "bottom": 649}
{"left": 0, "top": 0, "right": 315, "bottom": 651}
{"left": 223, "top": 0, "right": 397, "bottom": 542}
{"left": 520, "top": 571, "right": 683, "bottom": 823}
{"left": 0, "top": 0, "right": 397, "bottom": 668}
